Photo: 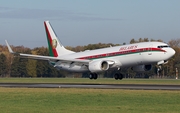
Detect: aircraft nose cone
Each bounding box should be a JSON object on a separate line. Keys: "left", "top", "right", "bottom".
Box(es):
{"left": 170, "top": 48, "right": 176, "bottom": 57}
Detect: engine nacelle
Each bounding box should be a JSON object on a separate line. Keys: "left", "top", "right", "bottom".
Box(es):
{"left": 89, "top": 60, "right": 109, "bottom": 72}
{"left": 131, "top": 64, "right": 152, "bottom": 72}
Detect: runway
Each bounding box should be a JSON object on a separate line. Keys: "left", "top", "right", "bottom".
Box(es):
{"left": 0, "top": 83, "right": 180, "bottom": 90}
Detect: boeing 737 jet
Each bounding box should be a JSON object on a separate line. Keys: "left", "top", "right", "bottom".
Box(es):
{"left": 5, "top": 21, "right": 175, "bottom": 80}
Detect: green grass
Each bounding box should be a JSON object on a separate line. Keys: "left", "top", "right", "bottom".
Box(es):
{"left": 0, "top": 78, "right": 180, "bottom": 113}
{"left": 0, "top": 88, "right": 180, "bottom": 113}
{"left": 0, "top": 78, "right": 180, "bottom": 85}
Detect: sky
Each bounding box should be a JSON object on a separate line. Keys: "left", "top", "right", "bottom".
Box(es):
{"left": 0, "top": 0, "right": 180, "bottom": 48}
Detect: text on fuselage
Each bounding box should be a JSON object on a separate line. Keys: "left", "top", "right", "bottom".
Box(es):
{"left": 119, "top": 45, "right": 138, "bottom": 51}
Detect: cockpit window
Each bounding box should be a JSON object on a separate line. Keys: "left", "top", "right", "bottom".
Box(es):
{"left": 157, "top": 45, "right": 170, "bottom": 48}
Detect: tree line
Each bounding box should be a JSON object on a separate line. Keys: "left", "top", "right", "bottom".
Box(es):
{"left": 0, "top": 38, "right": 180, "bottom": 78}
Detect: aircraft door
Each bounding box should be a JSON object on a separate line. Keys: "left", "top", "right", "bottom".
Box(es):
{"left": 148, "top": 44, "right": 153, "bottom": 55}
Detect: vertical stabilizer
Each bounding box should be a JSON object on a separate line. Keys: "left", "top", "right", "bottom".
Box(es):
{"left": 44, "top": 21, "right": 74, "bottom": 57}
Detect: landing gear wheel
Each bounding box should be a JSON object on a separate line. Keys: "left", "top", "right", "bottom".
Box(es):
{"left": 119, "top": 73, "right": 123, "bottom": 80}
{"left": 114, "top": 73, "right": 123, "bottom": 80}
{"left": 89, "top": 73, "right": 94, "bottom": 79}
{"left": 114, "top": 73, "right": 119, "bottom": 80}
{"left": 89, "top": 73, "right": 98, "bottom": 80}
{"left": 93, "top": 73, "right": 98, "bottom": 80}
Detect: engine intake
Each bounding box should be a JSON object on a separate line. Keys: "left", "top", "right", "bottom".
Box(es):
{"left": 89, "top": 60, "right": 109, "bottom": 72}
{"left": 131, "top": 64, "right": 152, "bottom": 72}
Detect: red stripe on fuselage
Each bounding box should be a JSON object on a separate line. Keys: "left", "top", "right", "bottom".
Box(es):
{"left": 77, "top": 48, "right": 165, "bottom": 60}
{"left": 44, "top": 23, "right": 58, "bottom": 57}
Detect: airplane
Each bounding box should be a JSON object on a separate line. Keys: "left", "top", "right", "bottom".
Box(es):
{"left": 5, "top": 21, "right": 176, "bottom": 80}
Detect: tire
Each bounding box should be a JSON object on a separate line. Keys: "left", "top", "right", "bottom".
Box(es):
{"left": 93, "top": 73, "right": 98, "bottom": 80}
{"left": 89, "top": 73, "right": 94, "bottom": 79}
{"left": 114, "top": 73, "right": 119, "bottom": 80}
{"left": 119, "top": 73, "right": 123, "bottom": 80}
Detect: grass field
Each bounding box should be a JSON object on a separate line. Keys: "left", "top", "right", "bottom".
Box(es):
{"left": 0, "top": 78, "right": 180, "bottom": 113}
{"left": 0, "top": 88, "right": 180, "bottom": 113}
{"left": 0, "top": 78, "right": 180, "bottom": 85}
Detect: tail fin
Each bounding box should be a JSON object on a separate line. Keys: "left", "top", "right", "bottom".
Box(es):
{"left": 44, "top": 21, "right": 74, "bottom": 57}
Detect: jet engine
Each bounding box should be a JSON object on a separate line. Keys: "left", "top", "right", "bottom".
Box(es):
{"left": 89, "top": 60, "right": 109, "bottom": 72}
{"left": 131, "top": 64, "right": 152, "bottom": 72}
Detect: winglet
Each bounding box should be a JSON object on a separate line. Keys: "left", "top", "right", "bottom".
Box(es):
{"left": 5, "top": 40, "right": 14, "bottom": 53}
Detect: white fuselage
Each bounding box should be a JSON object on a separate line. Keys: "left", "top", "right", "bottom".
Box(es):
{"left": 53, "top": 42, "right": 175, "bottom": 72}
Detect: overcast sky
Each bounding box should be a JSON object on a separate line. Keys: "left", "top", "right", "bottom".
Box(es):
{"left": 0, "top": 0, "right": 180, "bottom": 48}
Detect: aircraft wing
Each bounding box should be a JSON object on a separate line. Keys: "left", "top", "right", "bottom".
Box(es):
{"left": 5, "top": 40, "right": 90, "bottom": 64}
{"left": 17, "top": 53, "right": 90, "bottom": 63}
{"left": 5, "top": 40, "right": 116, "bottom": 66}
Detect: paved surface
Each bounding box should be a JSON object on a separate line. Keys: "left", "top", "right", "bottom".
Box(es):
{"left": 0, "top": 83, "right": 180, "bottom": 90}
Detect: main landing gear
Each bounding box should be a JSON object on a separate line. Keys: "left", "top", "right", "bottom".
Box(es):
{"left": 89, "top": 72, "right": 123, "bottom": 80}
{"left": 114, "top": 73, "right": 123, "bottom": 80}
{"left": 89, "top": 73, "right": 98, "bottom": 80}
